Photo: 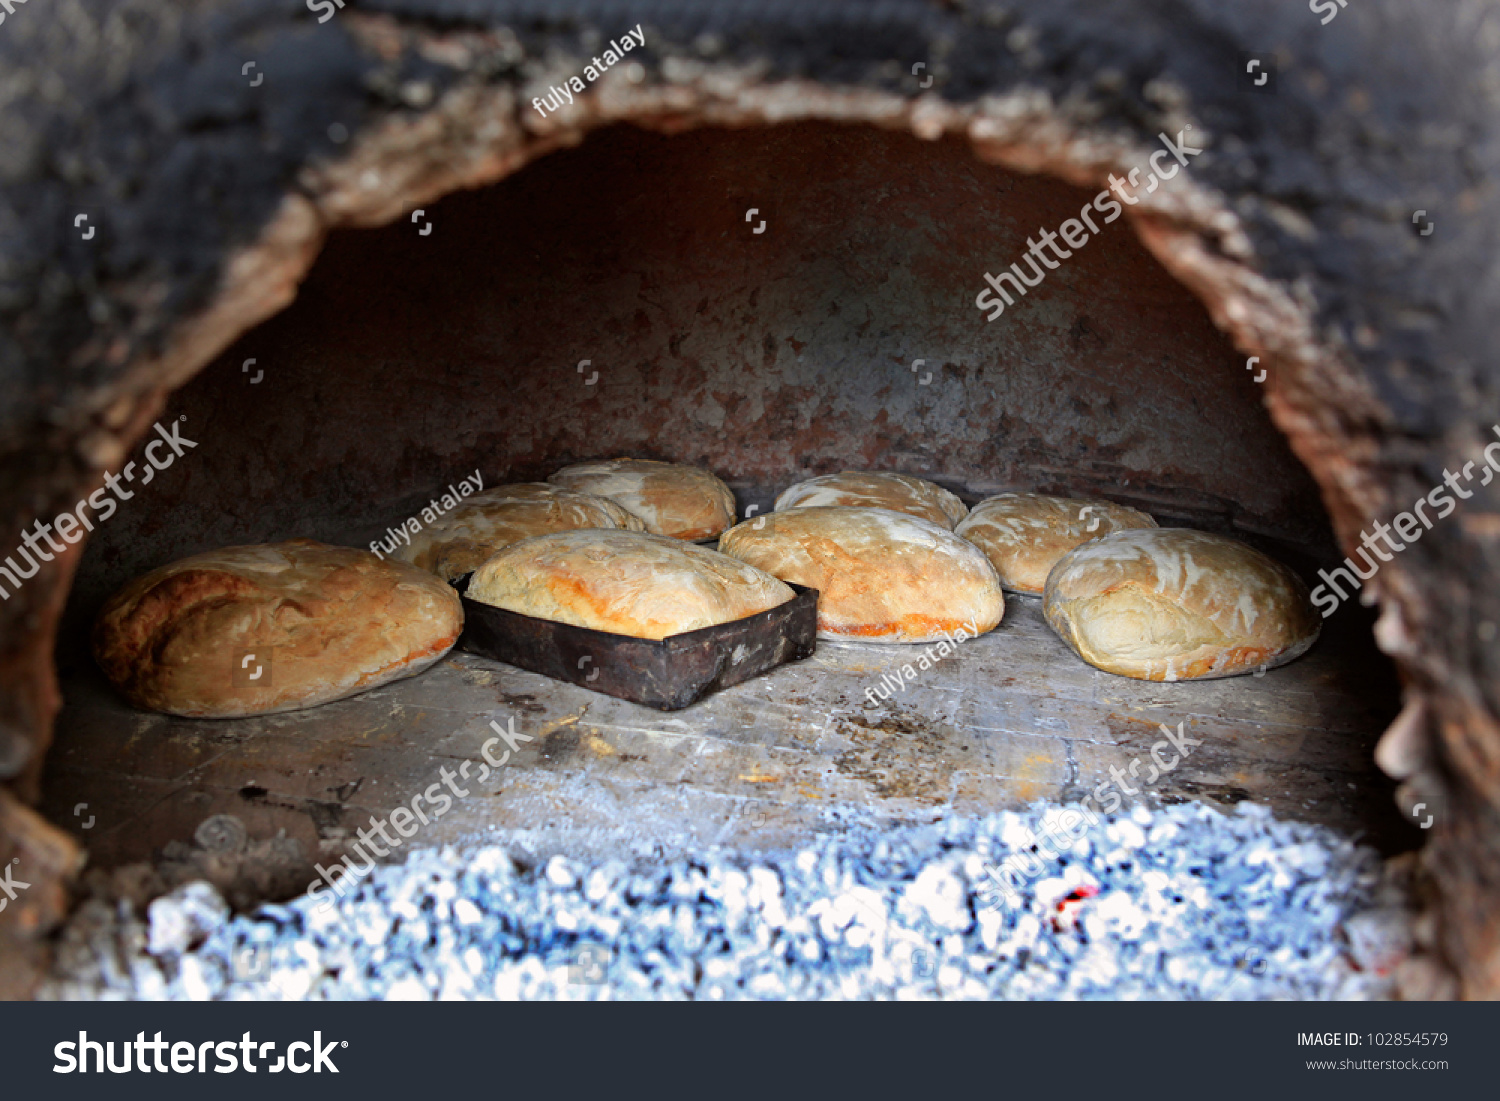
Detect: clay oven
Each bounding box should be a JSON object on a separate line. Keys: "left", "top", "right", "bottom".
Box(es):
{"left": 0, "top": 0, "right": 1494, "bottom": 998}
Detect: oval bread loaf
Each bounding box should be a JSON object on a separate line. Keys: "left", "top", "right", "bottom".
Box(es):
{"left": 956, "top": 493, "right": 1157, "bottom": 594}
{"left": 548, "top": 459, "right": 736, "bottom": 540}
{"left": 466, "top": 483, "right": 646, "bottom": 529}
{"left": 93, "top": 539, "right": 462, "bottom": 718}
{"left": 774, "top": 472, "right": 968, "bottom": 529}
{"left": 467, "top": 529, "right": 794, "bottom": 640}
{"left": 1043, "top": 528, "right": 1320, "bottom": 681}
{"left": 719, "top": 506, "right": 1003, "bottom": 643}
{"left": 393, "top": 488, "right": 644, "bottom": 581}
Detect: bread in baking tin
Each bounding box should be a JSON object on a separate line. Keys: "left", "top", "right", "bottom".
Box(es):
{"left": 466, "top": 528, "right": 794, "bottom": 640}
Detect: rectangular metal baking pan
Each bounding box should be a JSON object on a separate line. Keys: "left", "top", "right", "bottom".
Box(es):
{"left": 452, "top": 578, "right": 818, "bottom": 710}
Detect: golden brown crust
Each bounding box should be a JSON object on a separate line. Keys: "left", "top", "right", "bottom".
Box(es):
{"left": 393, "top": 488, "right": 643, "bottom": 581}
{"left": 467, "top": 529, "right": 793, "bottom": 639}
{"left": 92, "top": 539, "right": 462, "bottom": 717}
{"left": 955, "top": 493, "right": 1157, "bottom": 594}
{"left": 1043, "top": 528, "right": 1320, "bottom": 681}
{"left": 774, "top": 472, "right": 969, "bottom": 529}
{"left": 465, "top": 483, "right": 647, "bottom": 530}
{"left": 547, "top": 459, "right": 736, "bottom": 540}
{"left": 719, "top": 506, "right": 1004, "bottom": 643}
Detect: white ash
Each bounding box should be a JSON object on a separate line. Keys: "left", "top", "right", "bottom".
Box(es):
{"left": 40, "top": 801, "right": 1407, "bottom": 1000}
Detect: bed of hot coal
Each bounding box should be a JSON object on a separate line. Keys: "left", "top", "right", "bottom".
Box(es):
{"left": 41, "top": 799, "right": 1414, "bottom": 1001}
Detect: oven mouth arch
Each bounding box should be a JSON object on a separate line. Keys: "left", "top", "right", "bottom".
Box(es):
{"left": 2, "top": 27, "right": 1481, "bottom": 998}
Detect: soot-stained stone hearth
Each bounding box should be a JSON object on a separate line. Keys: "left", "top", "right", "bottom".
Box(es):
{"left": 1, "top": 0, "right": 1498, "bottom": 997}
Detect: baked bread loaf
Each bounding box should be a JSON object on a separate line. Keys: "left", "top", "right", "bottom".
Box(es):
{"left": 774, "top": 472, "right": 968, "bottom": 529}
{"left": 467, "top": 529, "right": 794, "bottom": 639}
{"left": 719, "top": 506, "right": 1003, "bottom": 643}
{"left": 548, "top": 459, "right": 736, "bottom": 540}
{"left": 466, "top": 483, "right": 646, "bottom": 529}
{"left": 1043, "top": 528, "right": 1320, "bottom": 681}
{"left": 93, "top": 539, "right": 462, "bottom": 718}
{"left": 955, "top": 493, "right": 1157, "bottom": 594}
{"left": 393, "top": 488, "right": 644, "bottom": 581}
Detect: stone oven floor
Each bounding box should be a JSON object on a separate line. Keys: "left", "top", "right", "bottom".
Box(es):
{"left": 42, "top": 595, "right": 1413, "bottom": 881}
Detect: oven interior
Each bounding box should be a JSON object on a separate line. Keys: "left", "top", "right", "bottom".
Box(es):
{"left": 42, "top": 120, "right": 1411, "bottom": 884}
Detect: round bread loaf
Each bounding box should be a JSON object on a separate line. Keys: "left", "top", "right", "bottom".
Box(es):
{"left": 548, "top": 459, "right": 736, "bottom": 540}
{"left": 93, "top": 539, "right": 462, "bottom": 718}
{"left": 466, "top": 483, "right": 646, "bottom": 530}
{"left": 956, "top": 493, "right": 1158, "bottom": 594}
{"left": 1043, "top": 528, "right": 1320, "bottom": 681}
{"left": 393, "top": 488, "right": 644, "bottom": 581}
{"left": 467, "top": 529, "right": 794, "bottom": 640}
{"left": 719, "top": 506, "right": 1003, "bottom": 643}
{"left": 774, "top": 472, "right": 968, "bottom": 529}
